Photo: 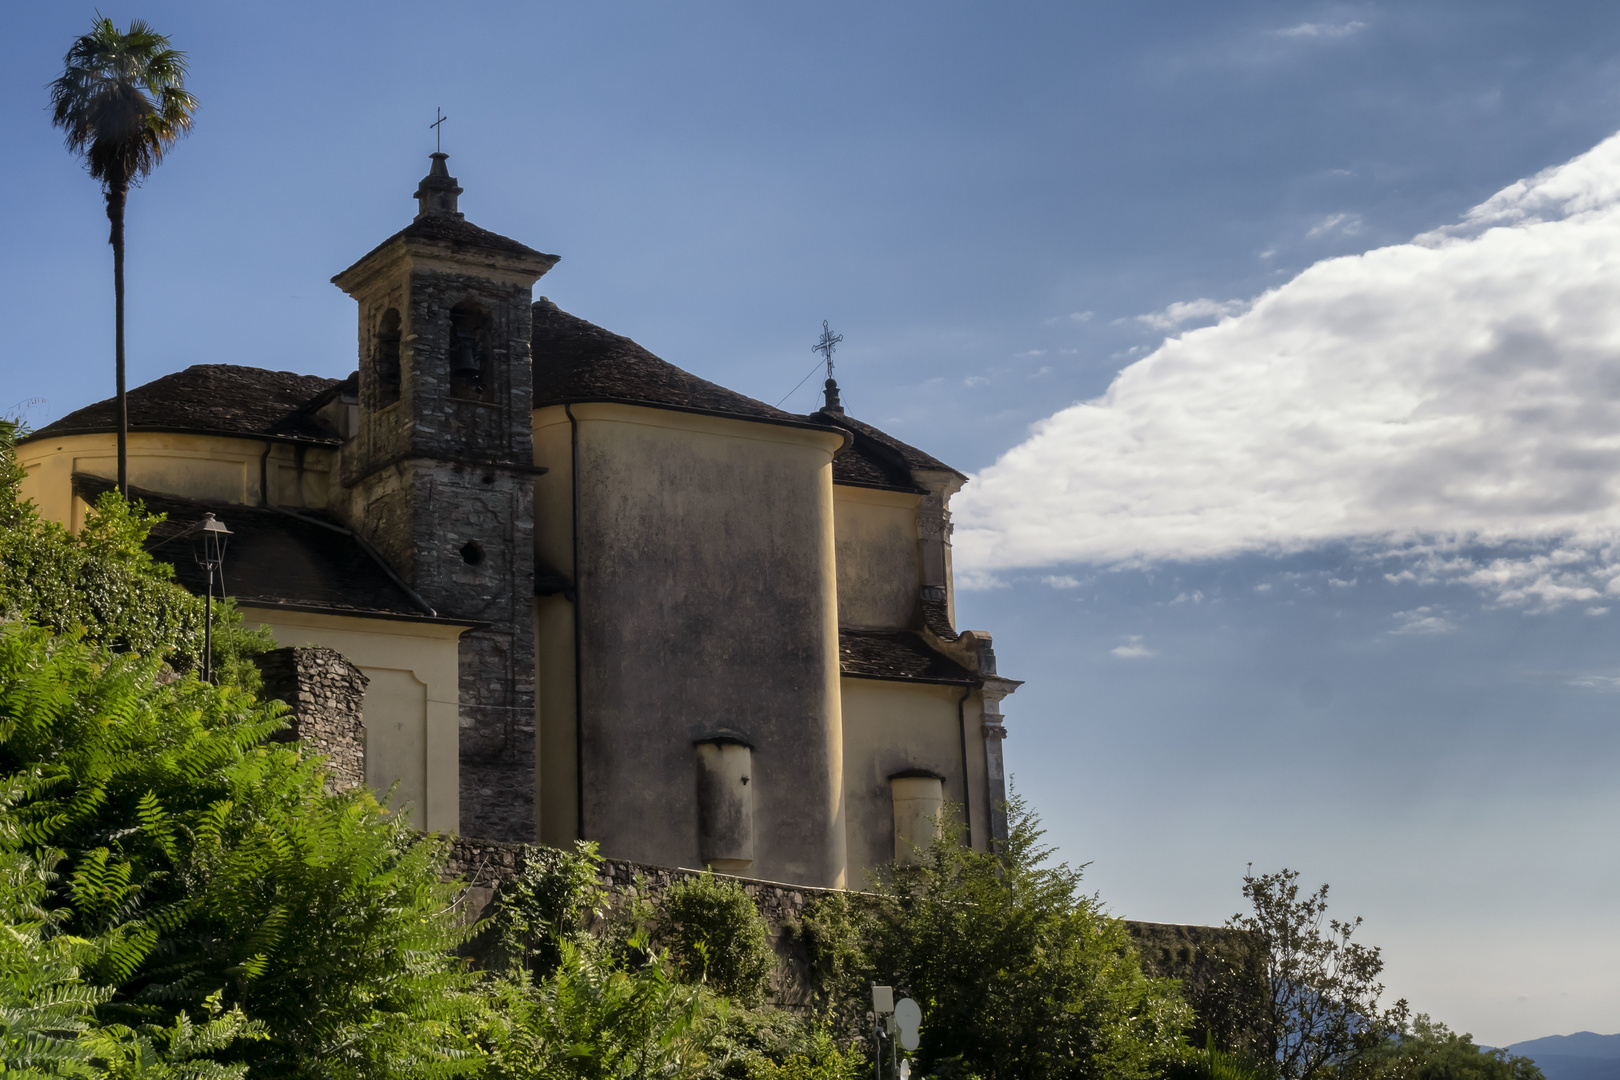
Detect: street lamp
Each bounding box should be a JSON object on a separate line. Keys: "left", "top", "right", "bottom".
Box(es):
{"left": 188, "top": 513, "right": 231, "bottom": 683}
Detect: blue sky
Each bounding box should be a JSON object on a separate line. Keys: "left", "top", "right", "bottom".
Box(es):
{"left": 5, "top": 0, "right": 1620, "bottom": 1045}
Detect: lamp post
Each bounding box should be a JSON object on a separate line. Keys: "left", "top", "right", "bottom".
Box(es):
{"left": 189, "top": 513, "right": 231, "bottom": 683}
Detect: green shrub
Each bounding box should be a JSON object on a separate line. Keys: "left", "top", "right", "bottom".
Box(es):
{"left": 0, "top": 623, "right": 480, "bottom": 1080}
{"left": 475, "top": 938, "right": 720, "bottom": 1080}
{"left": 694, "top": 1006, "right": 866, "bottom": 1080}
{"left": 660, "top": 875, "right": 777, "bottom": 1007}
{"left": 490, "top": 842, "right": 608, "bottom": 975}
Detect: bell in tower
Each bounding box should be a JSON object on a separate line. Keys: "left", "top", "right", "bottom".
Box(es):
{"left": 330, "top": 154, "right": 559, "bottom": 841}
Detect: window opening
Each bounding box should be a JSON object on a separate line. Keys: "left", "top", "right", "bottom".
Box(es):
{"left": 374, "top": 308, "right": 402, "bottom": 407}
{"left": 448, "top": 302, "right": 491, "bottom": 400}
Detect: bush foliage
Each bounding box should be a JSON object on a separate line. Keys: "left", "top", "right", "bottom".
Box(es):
{"left": 659, "top": 875, "right": 777, "bottom": 1008}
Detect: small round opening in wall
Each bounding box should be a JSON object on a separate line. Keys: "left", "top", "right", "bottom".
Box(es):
{"left": 460, "top": 540, "right": 485, "bottom": 566}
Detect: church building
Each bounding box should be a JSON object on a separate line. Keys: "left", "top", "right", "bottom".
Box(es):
{"left": 17, "top": 154, "right": 1019, "bottom": 891}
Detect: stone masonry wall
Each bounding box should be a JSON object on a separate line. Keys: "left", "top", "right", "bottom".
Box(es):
{"left": 443, "top": 838, "right": 1259, "bottom": 1018}
{"left": 257, "top": 646, "right": 368, "bottom": 792}
{"left": 342, "top": 262, "right": 540, "bottom": 843}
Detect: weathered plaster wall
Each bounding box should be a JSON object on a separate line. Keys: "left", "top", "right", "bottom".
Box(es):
{"left": 538, "top": 403, "right": 848, "bottom": 888}
{"left": 831, "top": 486, "right": 922, "bottom": 630}
{"left": 16, "top": 432, "right": 340, "bottom": 525}
{"left": 248, "top": 607, "right": 464, "bottom": 833}
{"left": 839, "top": 677, "right": 989, "bottom": 886}
{"left": 531, "top": 411, "right": 578, "bottom": 848}
{"left": 257, "top": 645, "right": 368, "bottom": 793}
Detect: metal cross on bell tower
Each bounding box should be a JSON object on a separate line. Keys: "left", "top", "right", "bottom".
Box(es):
{"left": 430, "top": 107, "right": 449, "bottom": 152}
{"left": 813, "top": 320, "right": 845, "bottom": 413}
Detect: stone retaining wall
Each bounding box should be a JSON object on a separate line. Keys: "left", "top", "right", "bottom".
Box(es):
{"left": 443, "top": 837, "right": 1259, "bottom": 1019}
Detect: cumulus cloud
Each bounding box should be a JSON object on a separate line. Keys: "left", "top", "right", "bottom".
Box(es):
{"left": 954, "top": 130, "right": 1620, "bottom": 609}
{"left": 1134, "top": 297, "right": 1250, "bottom": 330}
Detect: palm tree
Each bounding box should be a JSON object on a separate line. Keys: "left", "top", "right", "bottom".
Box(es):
{"left": 49, "top": 17, "right": 196, "bottom": 497}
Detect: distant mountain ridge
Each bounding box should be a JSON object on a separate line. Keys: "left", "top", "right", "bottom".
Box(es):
{"left": 1504, "top": 1033, "right": 1620, "bottom": 1080}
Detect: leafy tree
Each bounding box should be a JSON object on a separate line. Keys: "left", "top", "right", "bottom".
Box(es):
{"left": 49, "top": 17, "right": 197, "bottom": 496}
{"left": 659, "top": 875, "right": 776, "bottom": 1007}
{"left": 839, "top": 794, "right": 1191, "bottom": 1080}
{"left": 1222, "top": 868, "right": 1409, "bottom": 1080}
{"left": 0, "top": 624, "right": 480, "bottom": 1080}
{"left": 0, "top": 835, "right": 112, "bottom": 1078}
{"left": 1344, "top": 1015, "right": 1543, "bottom": 1080}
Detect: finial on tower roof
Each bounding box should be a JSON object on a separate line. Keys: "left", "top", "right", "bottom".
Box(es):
{"left": 823, "top": 377, "right": 843, "bottom": 413}
{"left": 414, "top": 152, "right": 464, "bottom": 220}
{"left": 813, "top": 321, "right": 845, "bottom": 414}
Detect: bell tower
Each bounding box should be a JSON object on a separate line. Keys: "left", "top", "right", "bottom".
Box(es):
{"left": 332, "top": 153, "right": 558, "bottom": 841}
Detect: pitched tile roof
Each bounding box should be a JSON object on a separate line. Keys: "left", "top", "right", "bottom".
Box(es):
{"left": 73, "top": 476, "right": 460, "bottom": 623}
{"left": 839, "top": 627, "right": 976, "bottom": 685}
{"left": 340, "top": 215, "right": 555, "bottom": 277}
{"left": 27, "top": 365, "right": 345, "bottom": 446}
{"left": 815, "top": 410, "right": 965, "bottom": 484}
{"left": 532, "top": 299, "right": 837, "bottom": 431}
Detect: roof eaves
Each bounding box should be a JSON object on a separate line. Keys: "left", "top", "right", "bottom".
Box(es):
{"left": 550, "top": 395, "right": 854, "bottom": 443}
{"left": 21, "top": 425, "right": 341, "bottom": 448}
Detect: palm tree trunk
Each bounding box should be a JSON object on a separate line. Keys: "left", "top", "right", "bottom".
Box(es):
{"left": 107, "top": 178, "right": 128, "bottom": 497}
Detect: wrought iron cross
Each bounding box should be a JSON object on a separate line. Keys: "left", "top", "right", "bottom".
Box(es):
{"left": 812, "top": 320, "right": 844, "bottom": 382}
{"left": 430, "top": 107, "right": 449, "bottom": 152}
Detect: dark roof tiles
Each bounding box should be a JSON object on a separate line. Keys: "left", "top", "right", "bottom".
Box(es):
{"left": 342, "top": 214, "right": 554, "bottom": 275}
{"left": 29, "top": 365, "right": 344, "bottom": 446}
{"left": 74, "top": 476, "right": 438, "bottom": 621}
{"left": 531, "top": 299, "right": 820, "bottom": 427}
{"left": 817, "top": 410, "right": 964, "bottom": 481}
{"left": 839, "top": 628, "right": 975, "bottom": 685}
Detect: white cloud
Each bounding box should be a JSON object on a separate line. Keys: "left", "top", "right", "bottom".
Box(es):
{"left": 963, "top": 375, "right": 989, "bottom": 387}
{"left": 1569, "top": 673, "right": 1620, "bottom": 691}
{"left": 1308, "top": 212, "right": 1363, "bottom": 238}
{"left": 1110, "top": 635, "right": 1157, "bottom": 659}
{"left": 1390, "top": 607, "right": 1455, "bottom": 635}
{"left": 1070, "top": 311, "right": 1094, "bottom": 323}
{"left": 1277, "top": 21, "right": 1365, "bottom": 39}
{"left": 1043, "top": 575, "right": 1082, "bottom": 589}
{"left": 1134, "top": 297, "right": 1250, "bottom": 330}
{"left": 954, "top": 130, "right": 1620, "bottom": 610}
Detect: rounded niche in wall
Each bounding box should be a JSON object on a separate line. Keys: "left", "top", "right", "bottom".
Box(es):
{"left": 459, "top": 540, "right": 485, "bottom": 566}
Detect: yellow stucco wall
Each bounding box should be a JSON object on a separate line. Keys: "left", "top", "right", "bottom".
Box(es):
{"left": 16, "top": 432, "right": 337, "bottom": 523}
{"left": 832, "top": 485, "right": 922, "bottom": 630}
{"left": 247, "top": 607, "right": 465, "bottom": 835}
{"left": 532, "top": 402, "right": 848, "bottom": 887}
{"left": 840, "top": 675, "right": 989, "bottom": 887}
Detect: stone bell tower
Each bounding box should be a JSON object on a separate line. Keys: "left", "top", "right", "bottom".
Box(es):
{"left": 332, "top": 153, "right": 558, "bottom": 841}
